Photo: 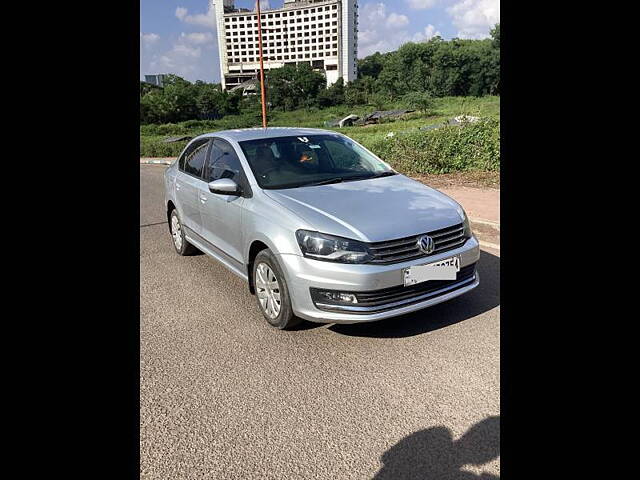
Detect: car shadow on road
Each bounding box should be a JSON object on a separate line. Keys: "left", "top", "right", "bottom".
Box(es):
{"left": 374, "top": 416, "right": 500, "bottom": 480}
{"left": 328, "top": 250, "right": 500, "bottom": 338}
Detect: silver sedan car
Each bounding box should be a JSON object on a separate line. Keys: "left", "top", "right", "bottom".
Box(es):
{"left": 164, "top": 127, "right": 479, "bottom": 329}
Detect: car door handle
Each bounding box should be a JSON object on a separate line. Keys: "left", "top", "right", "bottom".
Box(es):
{"left": 199, "top": 194, "right": 208, "bottom": 203}
{"left": 175, "top": 182, "right": 181, "bottom": 191}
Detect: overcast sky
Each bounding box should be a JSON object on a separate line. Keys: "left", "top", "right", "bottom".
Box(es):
{"left": 140, "top": 0, "right": 499, "bottom": 83}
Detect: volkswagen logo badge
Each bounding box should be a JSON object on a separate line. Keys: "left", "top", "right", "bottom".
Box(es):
{"left": 417, "top": 235, "right": 435, "bottom": 254}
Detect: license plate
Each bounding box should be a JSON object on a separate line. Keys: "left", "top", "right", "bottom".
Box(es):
{"left": 403, "top": 256, "right": 461, "bottom": 286}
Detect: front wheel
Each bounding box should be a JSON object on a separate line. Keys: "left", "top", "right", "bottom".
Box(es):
{"left": 253, "top": 250, "right": 301, "bottom": 329}
{"left": 169, "top": 209, "right": 198, "bottom": 256}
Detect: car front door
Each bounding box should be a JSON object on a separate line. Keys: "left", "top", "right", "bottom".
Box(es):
{"left": 197, "top": 138, "right": 248, "bottom": 265}
{"left": 175, "top": 139, "right": 210, "bottom": 235}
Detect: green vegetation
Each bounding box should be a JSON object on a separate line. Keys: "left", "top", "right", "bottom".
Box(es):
{"left": 140, "top": 27, "right": 500, "bottom": 175}
{"left": 140, "top": 75, "right": 244, "bottom": 124}
{"left": 140, "top": 96, "right": 500, "bottom": 176}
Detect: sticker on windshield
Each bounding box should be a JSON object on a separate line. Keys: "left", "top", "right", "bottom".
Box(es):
{"left": 297, "top": 136, "right": 309, "bottom": 143}
{"left": 308, "top": 144, "right": 321, "bottom": 149}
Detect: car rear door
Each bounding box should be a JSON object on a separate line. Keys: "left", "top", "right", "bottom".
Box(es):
{"left": 197, "top": 138, "right": 249, "bottom": 265}
{"left": 175, "top": 139, "right": 210, "bottom": 235}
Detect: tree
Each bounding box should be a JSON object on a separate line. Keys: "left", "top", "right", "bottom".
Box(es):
{"left": 358, "top": 52, "right": 385, "bottom": 79}
{"left": 266, "top": 63, "right": 326, "bottom": 110}
{"left": 195, "top": 83, "right": 226, "bottom": 119}
{"left": 317, "top": 77, "right": 345, "bottom": 107}
{"left": 140, "top": 81, "right": 161, "bottom": 97}
{"left": 369, "top": 92, "right": 389, "bottom": 110}
{"left": 488, "top": 24, "right": 500, "bottom": 94}
{"left": 344, "top": 80, "right": 367, "bottom": 106}
{"left": 403, "top": 92, "right": 434, "bottom": 115}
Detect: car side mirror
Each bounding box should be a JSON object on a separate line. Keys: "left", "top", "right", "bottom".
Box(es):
{"left": 208, "top": 178, "right": 241, "bottom": 196}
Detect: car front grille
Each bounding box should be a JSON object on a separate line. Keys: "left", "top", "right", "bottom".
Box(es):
{"left": 310, "top": 262, "right": 477, "bottom": 314}
{"left": 354, "top": 263, "right": 476, "bottom": 308}
{"left": 368, "top": 223, "right": 467, "bottom": 265}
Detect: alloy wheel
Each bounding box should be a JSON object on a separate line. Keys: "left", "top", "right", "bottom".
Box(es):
{"left": 255, "top": 262, "right": 281, "bottom": 319}
{"left": 171, "top": 214, "right": 183, "bottom": 250}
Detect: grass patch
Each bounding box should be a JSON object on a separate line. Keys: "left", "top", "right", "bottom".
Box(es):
{"left": 140, "top": 96, "right": 500, "bottom": 174}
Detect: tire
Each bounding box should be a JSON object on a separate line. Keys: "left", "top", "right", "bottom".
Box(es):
{"left": 169, "top": 209, "right": 198, "bottom": 256}
{"left": 253, "top": 249, "right": 301, "bottom": 329}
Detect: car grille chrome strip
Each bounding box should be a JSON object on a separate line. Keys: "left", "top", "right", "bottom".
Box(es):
{"left": 368, "top": 223, "right": 466, "bottom": 265}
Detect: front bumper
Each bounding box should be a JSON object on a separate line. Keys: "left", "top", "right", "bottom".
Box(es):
{"left": 278, "top": 236, "right": 480, "bottom": 324}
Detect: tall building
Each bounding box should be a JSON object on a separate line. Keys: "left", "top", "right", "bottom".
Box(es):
{"left": 144, "top": 74, "right": 168, "bottom": 87}
{"left": 215, "top": 0, "right": 358, "bottom": 91}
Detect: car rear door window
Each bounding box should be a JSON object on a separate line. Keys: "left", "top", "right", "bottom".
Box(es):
{"left": 184, "top": 141, "right": 209, "bottom": 178}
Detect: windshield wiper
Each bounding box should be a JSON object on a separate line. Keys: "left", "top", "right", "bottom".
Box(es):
{"left": 368, "top": 171, "right": 397, "bottom": 178}
{"left": 301, "top": 171, "right": 396, "bottom": 187}
{"left": 305, "top": 177, "right": 344, "bottom": 187}
{"left": 341, "top": 171, "right": 397, "bottom": 182}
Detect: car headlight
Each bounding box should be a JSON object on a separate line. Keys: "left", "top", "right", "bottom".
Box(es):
{"left": 295, "top": 230, "right": 373, "bottom": 264}
{"left": 458, "top": 207, "right": 472, "bottom": 238}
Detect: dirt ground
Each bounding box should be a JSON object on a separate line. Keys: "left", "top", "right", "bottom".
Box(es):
{"left": 413, "top": 171, "right": 500, "bottom": 189}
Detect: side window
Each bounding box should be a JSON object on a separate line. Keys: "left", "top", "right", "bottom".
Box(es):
{"left": 179, "top": 139, "right": 208, "bottom": 173}
{"left": 184, "top": 141, "right": 209, "bottom": 178}
{"left": 207, "top": 139, "right": 244, "bottom": 183}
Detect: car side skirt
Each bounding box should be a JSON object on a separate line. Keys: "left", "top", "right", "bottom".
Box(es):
{"left": 183, "top": 226, "right": 249, "bottom": 282}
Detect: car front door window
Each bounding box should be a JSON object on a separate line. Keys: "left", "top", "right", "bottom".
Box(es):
{"left": 207, "top": 139, "right": 244, "bottom": 184}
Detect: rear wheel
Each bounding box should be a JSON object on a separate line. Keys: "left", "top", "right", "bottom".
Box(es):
{"left": 169, "top": 209, "right": 197, "bottom": 256}
{"left": 253, "top": 249, "right": 301, "bottom": 329}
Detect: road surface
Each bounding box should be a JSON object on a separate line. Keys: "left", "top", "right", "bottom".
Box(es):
{"left": 140, "top": 165, "right": 500, "bottom": 479}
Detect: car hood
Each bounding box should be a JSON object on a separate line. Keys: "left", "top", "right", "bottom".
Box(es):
{"left": 264, "top": 174, "right": 464, "bottom": 242}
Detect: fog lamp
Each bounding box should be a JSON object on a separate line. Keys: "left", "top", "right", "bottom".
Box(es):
{"left": 311, "top": 288, "right": 358, "bottom": 305}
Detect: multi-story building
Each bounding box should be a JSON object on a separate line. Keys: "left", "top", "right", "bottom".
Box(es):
{"left": 215, "top": 0, "right": 358, "bottom": 91}
{"left": 144, "top": 74, "right": 167, "bottom": 87}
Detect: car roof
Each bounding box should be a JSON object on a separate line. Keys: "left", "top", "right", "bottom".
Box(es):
{"left": 192, "top": 127, "right": 342, "bottom": 143}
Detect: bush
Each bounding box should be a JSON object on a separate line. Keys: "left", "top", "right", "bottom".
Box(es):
{"left": 140, "top": 118, "right": 499, "bottom": 174}
{"left": 403, "top": 92, "right": 435, "bottom": 115}
{"left": 360, "top": 118, "right": 499, "bottom": 174}
{"left": 140, "top": 136, "right": 188, "bottom": 157}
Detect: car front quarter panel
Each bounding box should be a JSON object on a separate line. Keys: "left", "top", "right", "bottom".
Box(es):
{"left": 242, "top": 190, "right": 313, "bottom": 261}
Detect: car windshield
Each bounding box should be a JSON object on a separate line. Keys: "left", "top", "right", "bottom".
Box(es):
{"left": 238, "top": 134, "right": 395, "bottom": 189}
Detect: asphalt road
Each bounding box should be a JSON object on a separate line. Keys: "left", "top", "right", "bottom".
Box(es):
{"left": 140, "top": 165, "right": 500, "bottom": 479}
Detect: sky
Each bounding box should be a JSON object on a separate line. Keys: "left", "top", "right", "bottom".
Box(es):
{"left": 140, "top": 0, "right": 499, "bottom": 83}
